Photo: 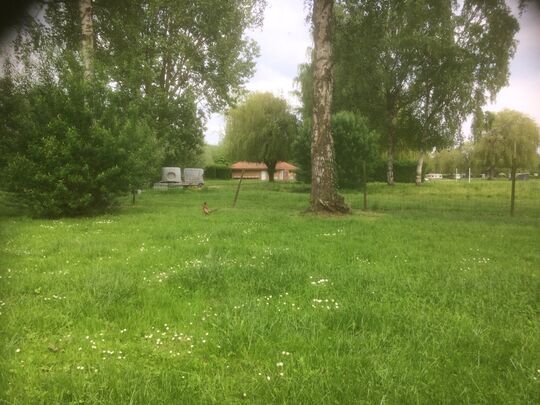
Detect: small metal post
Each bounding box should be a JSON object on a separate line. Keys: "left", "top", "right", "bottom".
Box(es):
{"left": 510, "top": 140, "right": 516, "bottom": 216}
{"left": 233, "top": 169, "right": 245, "bottom": 208}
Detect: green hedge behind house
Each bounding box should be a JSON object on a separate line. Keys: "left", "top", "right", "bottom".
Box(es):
{"left": 204, "top": 165, "right": 232, "bottom": 180}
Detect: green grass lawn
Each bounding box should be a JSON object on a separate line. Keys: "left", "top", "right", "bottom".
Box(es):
{"left": 1, "top": 180, "right": 539, "bottom": 404}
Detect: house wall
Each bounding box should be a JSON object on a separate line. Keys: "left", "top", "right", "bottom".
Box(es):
{"left": 231, "top": 168, "right": 297, "bottom": 181}
{"left": 232, "top": 169, "right": 261, "bottom": 179}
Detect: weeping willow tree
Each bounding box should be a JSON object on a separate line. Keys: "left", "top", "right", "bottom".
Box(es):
{"left": 224, "top": 92, "right": 297, "bottom": 181}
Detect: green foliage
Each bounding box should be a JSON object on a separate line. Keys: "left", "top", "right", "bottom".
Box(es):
{"left": 332, "top": 112, "right": 380, "bottom": 188}
{"left": 7, "top": 0, "right": 266, "bottom": 169}
{"left": 293, "top": 62, "right": 313, "bottom": 121}
{"left": 428, "top": 146, "right": 473, "bottom": 175}
{"left": 0, "top": 69, "right": 161, "bottom": 217}
{"left": 291, "top": 120, "right": 312, "bottom": 183}
{"left": 372, "top": 160, "right": 418, "bottom": 183}
{"left": 293, "top": 112, "right": 380, "bottom": 187}
{"left": 204, "top": 164, "right": 232, "bottom": 180}
{"left": 203, "top": 144, "right": 230, "bottom": 167}
{"left": 224, "top": 92, "right": 297, "bottom": 180}
{"left": 144, "top": 91, "right": 204, "bottom": 167}
{"left": 0, "top": 76, "right": 26, "bottom": 182}
{"left": 297, "top": 0, "right": 519, "bottom": 173}
{"left": 94, "top": 0, "right": 265, "bottom": 111}
{"left": 474, "top": 110, "right": 540, "bottom": 177}
{"left": 0, "top": 0, "right": 268, "bottom": 216}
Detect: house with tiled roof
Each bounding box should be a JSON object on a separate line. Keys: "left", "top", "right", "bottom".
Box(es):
{"left": 231, "top": 161, "right": 297, "bottom": 181}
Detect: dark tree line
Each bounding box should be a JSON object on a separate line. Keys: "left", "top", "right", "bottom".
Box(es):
{"left": 0, "top": 0, "right": 265, "bottom": 216}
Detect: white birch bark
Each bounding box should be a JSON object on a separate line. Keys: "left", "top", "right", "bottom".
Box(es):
{"left": 310, "top": 0, "right": 348, "bottom": 213}
{"left": 415, "top": 151, "right": 424, "bottom": 186}
{"left": 79, "top": 0, "right": 94, "bottom": 80}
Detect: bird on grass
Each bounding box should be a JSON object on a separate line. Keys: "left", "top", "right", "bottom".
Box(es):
{"left": 203, "top": 202, "right": 218, "bottom": 215}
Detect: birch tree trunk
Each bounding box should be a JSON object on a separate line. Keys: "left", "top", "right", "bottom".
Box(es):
{"left": 415, "top": 150, "right": 424, "bottom": 186}
{"left": 79, "top": 0, "right": 94, "bottom": 80}
{"left": 310, "top": 0, "right": 349, "bottom": 213}
{"left": 387, "top": 130, "right": 395, "bottom": 185}
{"left": 386, "top": 107, "right": 397, "bottom": 186}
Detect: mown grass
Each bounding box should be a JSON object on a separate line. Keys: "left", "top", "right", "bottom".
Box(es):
{"left": 1, "top": 180, "right": 539, "bottom": 404}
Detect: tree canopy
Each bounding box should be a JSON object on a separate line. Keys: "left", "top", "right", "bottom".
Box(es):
{"left": 474, "top": 110, "right": 539, "bottom": 178}
{"left": 0, "top": 0, "right": 266, "bottom": 216}
{"left": 297, "top": 0, "right": 519, "bottom": 185}
{"left": 224, "top": 92, "right": 297, "bottom": 182}
{"left": 294, "top": 111, "right": 379, "bottom": 188}
{"left": 6, "top": 0, "right": 265, "bottom": 167}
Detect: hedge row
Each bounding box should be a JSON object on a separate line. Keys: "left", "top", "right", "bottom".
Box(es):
{"left": 204, "top": 165, "right": 232, "bottom": 179}
{"left": 371, "top": 160, "right": 419, "bottom": 183}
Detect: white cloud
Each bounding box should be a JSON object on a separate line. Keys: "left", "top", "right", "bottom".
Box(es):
{"left": 466, "top": 1, "right": 540, "bottom": 136}
{"left": 205, "top": 0, "right": 311, "bottom": 145}
{"left": 205, "top": 113, "right": 226, "bottom": 145}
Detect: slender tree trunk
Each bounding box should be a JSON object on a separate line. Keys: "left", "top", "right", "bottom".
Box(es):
{"left": 232, "top": 170, "right": 244, "bottom": 208}
{"left": 310, "top": 0, "right": 349, "bottom": 213}
{"left": 416, "top": 150, "right": 424, "bottom": 186}
{"left": 387, "top": 123, "right": 395, "bottom": 185}
{"left": 386, "top": 103, "right": 397, "bottom": 185}
{"left": 79, "top": 0, "right": 94, "bottom": 80}
{"left": 510, "top": 140, "right": 516, "bottom": 216}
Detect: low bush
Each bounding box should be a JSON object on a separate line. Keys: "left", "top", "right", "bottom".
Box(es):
{"left": 204, "top": 164, "right": 232, "bottom": 180}
{"left": 0, "top": 73, "right": 161, "bottom": 217}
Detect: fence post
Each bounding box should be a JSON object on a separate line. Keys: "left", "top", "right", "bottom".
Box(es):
{"left": 363, "top": 161, "right": 367, "bottom": 211}
{"left": 233, "top": 169, "right": 245, "bottom": 208}
{"left": 510, "top": 140, "right": 516, "bottom": 216}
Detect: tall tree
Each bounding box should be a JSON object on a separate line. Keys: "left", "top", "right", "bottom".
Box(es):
{"left": 310, "top": 0, "right": 349, "bottom": 213}
{"left": 93, "top": 0, "right": 264, "bottom": 111}
{"left": 8, "top": 0, "right": 265, "bottom": 167}
{"left": 97, "top": 0, "right": 265, "bottom": 166}
{"left": 298, "top": 0, "right": 518, "bottom": 185}
{"left": 474, "top": 110, "right": 539, "bottom": 179}
{"left": 333, "top": 1, "right": 426, "bottom": 185}
{"left": 224, "top": 92, "right": 297, "bottom": 182}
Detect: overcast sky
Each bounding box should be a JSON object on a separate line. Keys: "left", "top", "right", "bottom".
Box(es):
{"left": 204, "top": 0, "right": 540, "bottom": 145}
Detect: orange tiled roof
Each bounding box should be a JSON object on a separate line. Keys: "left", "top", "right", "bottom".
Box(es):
{"left": 231, "top": 161, "right": 267, "bottom": 170}
{"left": 276, "top": 162, "right": 297, "bottom": 171}
{"left": 231, "top": 161, "right": 297, "bottom": 171}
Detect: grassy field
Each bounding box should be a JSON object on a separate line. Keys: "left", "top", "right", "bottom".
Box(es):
{"left": 1, "top": 180, "right": 539, "bottom": 404}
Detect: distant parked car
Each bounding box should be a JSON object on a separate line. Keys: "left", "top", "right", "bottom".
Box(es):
{"left": 425, "top": 173, "right": 443, "bottom": 181}
{"left": 509, "top": 173, "right": 530, "bottom": 180}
